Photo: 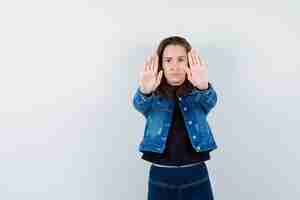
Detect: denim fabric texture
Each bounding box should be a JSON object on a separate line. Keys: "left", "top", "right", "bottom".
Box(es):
{"left": 132, "top": 82, "right": 218, "bottom": 154}
{"left": 148, "top": 162, "right": 214, "bottom": 200}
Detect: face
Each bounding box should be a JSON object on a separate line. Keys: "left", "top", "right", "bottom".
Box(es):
{"left": 162, "top": 45, "right": 188, "bottom": 86}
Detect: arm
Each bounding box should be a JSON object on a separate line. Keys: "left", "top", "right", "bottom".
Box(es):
{"left": 190, "top": 82, "right": 218, "bottom": 114}
{"left": 132, "top": 87, "right": 153, "bottom": 118}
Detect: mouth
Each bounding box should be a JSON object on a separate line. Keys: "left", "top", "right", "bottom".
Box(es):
{"left": 170, "top": 73, "right": 182, "bottom": 76}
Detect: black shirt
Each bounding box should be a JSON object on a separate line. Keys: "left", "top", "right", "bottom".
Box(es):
{"left": 141, "top": 96, "right": 210, "bottom": 166}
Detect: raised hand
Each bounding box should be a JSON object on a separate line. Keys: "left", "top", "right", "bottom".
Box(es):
{"left": 138, "top": 54, "right": 163, "bottom": 94}
{"left": 185, "top": 49, "right": 209, "bottom": 90}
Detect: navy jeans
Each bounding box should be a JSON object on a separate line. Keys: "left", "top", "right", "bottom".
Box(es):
{"left": 147, "top": 162, "right": 214, "bottom": 200}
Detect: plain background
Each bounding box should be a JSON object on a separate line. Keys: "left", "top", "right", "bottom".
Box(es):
{"left": 0, "top": 0, "right": 299, "bottom": 199}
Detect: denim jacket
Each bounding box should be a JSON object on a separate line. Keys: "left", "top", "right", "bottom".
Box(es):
{"left": 132, "top": 82, "right": 218, "bottom": 154}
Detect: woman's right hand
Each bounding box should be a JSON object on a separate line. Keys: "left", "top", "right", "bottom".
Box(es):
{"left": 138, "top": 54, "right": 163, "bottom": 94}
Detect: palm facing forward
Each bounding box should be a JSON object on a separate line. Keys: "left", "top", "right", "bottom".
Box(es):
{"left": 185, "top": 49, "right": 209, "bottom": 90}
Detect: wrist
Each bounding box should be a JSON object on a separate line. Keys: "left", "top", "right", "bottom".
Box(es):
{"left": 139, "top": 87, "right": 152, "bottom": 96}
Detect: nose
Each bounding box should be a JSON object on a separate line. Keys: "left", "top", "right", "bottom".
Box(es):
{"left": 169, "top": 62, "right": 181, "bottom": 71}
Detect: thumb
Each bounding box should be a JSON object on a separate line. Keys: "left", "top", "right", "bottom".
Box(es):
{"left": 185, "top": 67, "right": 192, "bottom": 82}
{"left": 154, "top": 70, "right": 163, "bottom": 89}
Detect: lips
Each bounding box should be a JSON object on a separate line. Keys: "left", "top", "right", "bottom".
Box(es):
{"left": 170, "top": 73, "right": 181, "bottom": 76}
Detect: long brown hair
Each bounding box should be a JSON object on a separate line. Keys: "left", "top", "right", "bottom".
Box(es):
{"left": 153, "top": 36, "right": 195, "bottom": 100}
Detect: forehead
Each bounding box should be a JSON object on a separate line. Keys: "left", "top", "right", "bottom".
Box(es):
{"left": 163, "top": 45, "right": 187, "bottom": 58}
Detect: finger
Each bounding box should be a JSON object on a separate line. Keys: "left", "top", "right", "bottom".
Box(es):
{"left": 191, "top": 49, "right": 198, "bottom": 65}
{"left": 192, "top": 49, "right": 198, "bottom": 65}
{"left": 199, "top": 56, "right": 205, "bottom": 67}
{"left": 143, "top": 57, "right": 148, "bottom": 71}
{"left": 152, "top": 55, "right": 156, "bottom": 72}
{"left": 195, "top": 49, "right": 204, "bottom": 66}
{"left": 138, "top": 71, "right": 144, "bottom": 85}
{"left": 149, "top": 55, "right": 153, "bottom": 71}
{"left": 198, "top": 55, "right": 204, "bottom": 66}
{"left": 184, "top": 66, "right": 188, "bottom": 77}
{"left": 184, "top": 65, "right": 188, "bottom": 75}
{"left": 193, "top": 49, "right": 202, "bottom": 65}
{"left": 145, "top": 56, "right": 151, "bottom": 71}
{"left": 185, "top": 67, "right": 191, "bottom": 81}
{"left": 151, "top": 54, "right": 156, "bottom": 72}
{"left": 188, "top": 51, "right": 194, "bottom": 66}
{"left": 154, "top": 54, "right": 159, "bottom": 74}
{"left": 157, "top": 70, "right": 163, "bottom": 82}
{"left": 155, "top": 70, "right": 163, "bottom": 88}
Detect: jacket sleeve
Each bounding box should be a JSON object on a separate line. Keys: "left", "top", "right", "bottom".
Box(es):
{"left": 132, "top": 87, "right": 154, "bottom": 118}
{"left": 189, "top": 82, "right": 218, "bottom": 115}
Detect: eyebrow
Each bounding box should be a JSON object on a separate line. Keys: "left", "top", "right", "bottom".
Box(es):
{"left": 163, "top": 56, "right": 186, "bottom": 59}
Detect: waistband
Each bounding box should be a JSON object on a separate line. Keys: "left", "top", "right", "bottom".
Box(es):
{"left": 152, "top": 162, "right": 204, "bottom": 168}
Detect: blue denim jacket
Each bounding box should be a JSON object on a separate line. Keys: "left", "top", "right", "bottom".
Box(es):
{"left": 132, "top": 82, "right": 218, "bottom": 154}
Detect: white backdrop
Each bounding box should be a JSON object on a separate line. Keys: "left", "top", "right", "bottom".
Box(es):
{"left": 0, "top": 0, "right": 299, "bottom": 199}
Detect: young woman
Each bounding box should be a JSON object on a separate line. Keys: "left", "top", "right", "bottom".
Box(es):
{"left": 132, "top": 36, "right": 218, "bottom": 200}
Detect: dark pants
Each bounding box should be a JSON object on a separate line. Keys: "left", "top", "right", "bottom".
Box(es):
{"left": 147, "top": 162, "right": 214, "bottom": 200}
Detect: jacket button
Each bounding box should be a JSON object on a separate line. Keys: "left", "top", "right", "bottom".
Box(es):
{"left": 188, "top": 121, "right": 192, "bottom": 125}
{"left": 193, "top": 135, "right": 196, "bottom": 139}
{"left": 183, "top": 107, "right": 187, "bottom": 111}
{"left": 178, "top": 97, "right": 182, "bottom": 101}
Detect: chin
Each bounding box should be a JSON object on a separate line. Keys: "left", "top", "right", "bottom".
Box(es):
{"left": 167, "top": 79, "right": 185, "bottom": 86}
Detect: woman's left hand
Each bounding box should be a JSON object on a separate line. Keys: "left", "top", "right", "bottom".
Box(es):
{"left": 185, "top": 49, "right": 209, "bottom": 90}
